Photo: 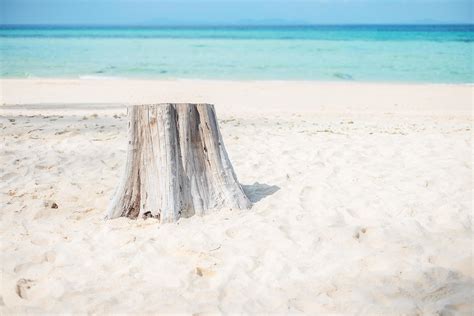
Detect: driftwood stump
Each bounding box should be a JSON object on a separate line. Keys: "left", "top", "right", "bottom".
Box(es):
{"left": 106, "top": 103, "right": 251, "bottom": 223}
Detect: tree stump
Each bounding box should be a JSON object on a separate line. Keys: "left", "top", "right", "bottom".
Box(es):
{"left": 106, "top": 103, "right": 251, "bottom": 223}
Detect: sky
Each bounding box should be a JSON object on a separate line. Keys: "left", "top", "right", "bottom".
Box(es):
{"left": 0, "top": 0, "right": 473, "bottom": 26}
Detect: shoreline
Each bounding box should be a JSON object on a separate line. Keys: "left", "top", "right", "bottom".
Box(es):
{"left": 2, "top": 77, "right": 474, "bottom": 86}
{"left": 1, "top": 78, "right": 472, "bottom": 118}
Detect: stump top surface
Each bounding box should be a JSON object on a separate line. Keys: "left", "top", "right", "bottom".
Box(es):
{"left": 131, "top": 103, "right": 213, "bottom": 108}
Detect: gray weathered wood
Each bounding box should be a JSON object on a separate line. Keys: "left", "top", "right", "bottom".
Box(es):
{"left": 106, "top": 103, "right": 251, "bottom": 223}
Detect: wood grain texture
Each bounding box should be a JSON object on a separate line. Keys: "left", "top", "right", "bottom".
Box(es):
{"left": 106, "top": 103, "right": 251, "bottom": 223}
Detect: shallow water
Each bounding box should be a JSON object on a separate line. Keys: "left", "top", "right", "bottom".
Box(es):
{"left": 1, "top": 25, "right": 473, "bottom": 82}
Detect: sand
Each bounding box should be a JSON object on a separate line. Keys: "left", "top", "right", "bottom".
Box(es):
{"left": 0, "top": 79, "right": 472, "bottom": 314}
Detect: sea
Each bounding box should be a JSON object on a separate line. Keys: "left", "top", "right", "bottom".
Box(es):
{"left": 0, "top": 25, "right": 473, "bottom": 83}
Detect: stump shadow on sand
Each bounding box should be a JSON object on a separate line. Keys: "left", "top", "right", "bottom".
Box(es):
{"left": 242, "top": 182, "right": 280, "bottom": 203}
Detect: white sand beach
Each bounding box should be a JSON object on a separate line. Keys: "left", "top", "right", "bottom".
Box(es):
{"left": 0, "top": 79, "right": 473, "bottom": 314}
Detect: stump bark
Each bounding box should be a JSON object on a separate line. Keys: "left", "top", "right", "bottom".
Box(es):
{"left": 106, "top": 103, "right": 251, "bottom": 223}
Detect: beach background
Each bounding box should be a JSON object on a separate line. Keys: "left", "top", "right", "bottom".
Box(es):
{"left": 0, "top": 24, "right": 473, "bottom": 314}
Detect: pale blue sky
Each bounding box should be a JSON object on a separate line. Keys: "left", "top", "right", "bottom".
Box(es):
{"left": 1, "top": 0, "right": 472, "bottom": 25}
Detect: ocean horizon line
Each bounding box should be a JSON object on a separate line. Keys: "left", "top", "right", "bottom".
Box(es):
{"left": 1, "top": 23, "right": 473, "bottom": 29}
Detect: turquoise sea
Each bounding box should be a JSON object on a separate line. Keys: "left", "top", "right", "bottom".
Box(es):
{"left": 0, "top": 25, "right": 473, "bottom": 83}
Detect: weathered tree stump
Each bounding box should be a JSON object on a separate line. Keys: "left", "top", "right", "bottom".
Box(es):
{"left": 106, "top": 103, "right": 251, "bottom": 223}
